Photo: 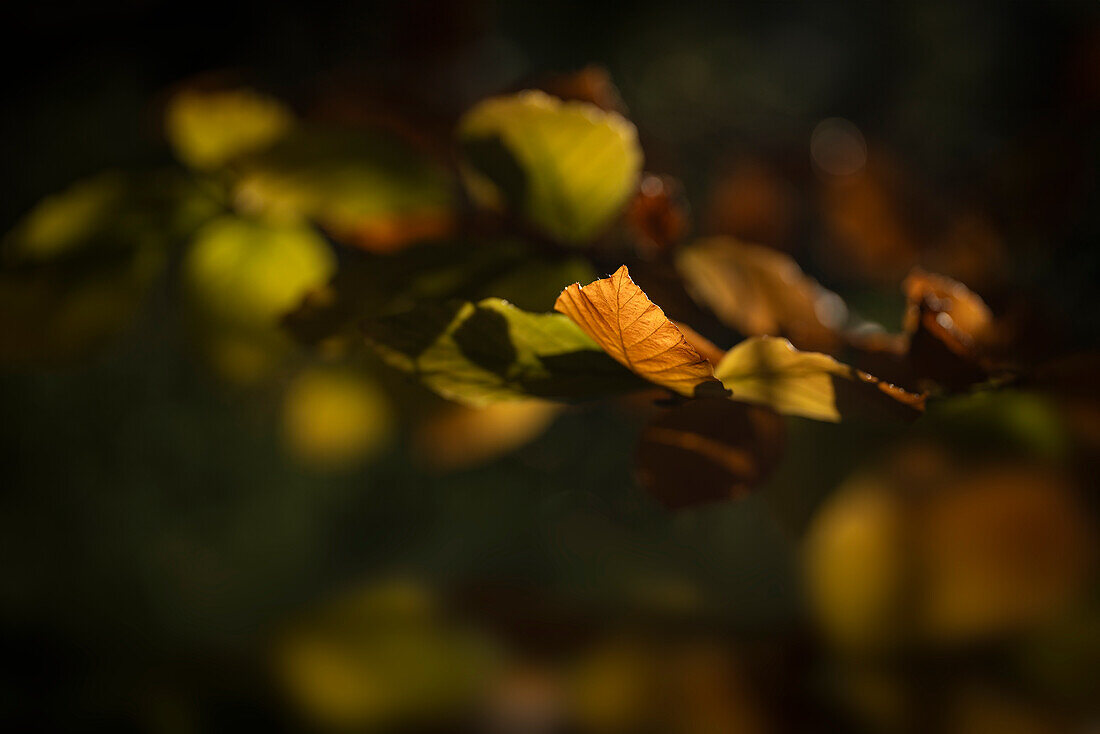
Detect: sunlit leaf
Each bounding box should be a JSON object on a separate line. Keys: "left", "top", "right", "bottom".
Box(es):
{"left": 637, "top": 399, "right": 785, "bottom": 508}
{"left": 671, "top": 321, "right": 727, "bottom": 366}
{"left": 233, "top": 129, "right": 455, "bottom": 252}
{"left": 714, "top": 336, "right": 924, "bottom": 422}
{"left": 677, "top": 237, "right": 846, "bottom": 353}
{"left": 458, "top": 90, "right": 642, "bottom": 243}
{"left": 165, "top": 87, "right": 295, "bottom": 170}
{"left": 364, "top": 297, "right": 641, "bottom": 406}
{"left": 282, "top": 240, "right": 587, "bottom": 352}
{"left": 554, "top": 265, "right": 724, "bottom": 397}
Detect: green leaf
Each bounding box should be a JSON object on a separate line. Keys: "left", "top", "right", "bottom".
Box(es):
{"left": 166, "top": 88, "right": 295, "bottom": 170}
{"left": 363, "top": 298, "right": 641, "bottom": 406}
{"left": 715, "top": 336, "right": 924, "bottom": 422}
{"left": 458, "top": 90, "right": 643, "bottom": 244}
{"left": 283, "top": 240, "right": 593, "bottom": 349}
{"left": 233, "top": 129, "right": 455, "bottom": 251}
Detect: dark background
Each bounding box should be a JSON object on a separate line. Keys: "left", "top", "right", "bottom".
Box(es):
{"left": 1, "top": 1, "right": 1098, "bottom": 731}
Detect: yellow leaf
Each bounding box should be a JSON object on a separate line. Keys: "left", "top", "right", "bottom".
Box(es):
{"left": 554, "top": 265, "right": 722, "bottom": 397}
{"left": 714, "top": 336, "right": 923, "bottom": 422}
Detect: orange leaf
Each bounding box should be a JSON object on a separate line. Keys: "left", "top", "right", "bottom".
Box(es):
{"left": 554, "top": 266, "right": 724, "bottom": 397}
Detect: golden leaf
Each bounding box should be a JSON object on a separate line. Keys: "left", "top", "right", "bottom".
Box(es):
{"left": 554, "top": 265, "right": 723, "bottom": 397}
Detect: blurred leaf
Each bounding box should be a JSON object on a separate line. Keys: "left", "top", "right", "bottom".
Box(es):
{"left": 917, "top": 466, "right": 1093, "bottom": 642}
{"left": 805, "top": 455, "right": 1094, "bottom": 651}
{"left": 183, "top": 215, "right": 335, "bottom": 382}
{"left": 715, "top": 336, "right": 924, "bottom": 422}
{"left": 276, "top": 581, "right": 500, "bottom": 729}
{"left": 282, "top": 367, "right": 393, "bottom": 470}
{"left": 677, "top": 237, "right": 847, "bottom": 353}
{"left": 804, "top": 474, "right": 911, "bottom": 652}
{"left": 5, "top": 172, "right": 132, "bottom": 262}
{"left": 637, "top": 398, "right": 785, "bottom": 509}
{"left": 624, "top": 174, "right": 691, "bottom": 254}
{"left": 233, "top": 128, "right": 455, "bottom": 252}
{"left": 364, "top": 297, "right": 641, "bottom": 406}
{"left": 554, "top": 265, "right": 724, "bottom": 397}
{"left": 165, "top": 87, "right": 294, "bottom": 170}
{"left": 820, "top": 157, "right": 921, "bottom": 283}
{"left": 538, "top": 65, "right": 628, "bottom": 113}
{"left": 185, "top": 215, "right": 335, "bottom": 330}
{"left": 458, "top": 90, "right": 642, "bottom": 243}
{"left": 903, "top": 268, "right": 994, "bottom": 390}
{"left": 0, "top": 171, "right": 211, "bottom": 364}
{"left": 414, "top": 400, "right": 562, "bottom": 471}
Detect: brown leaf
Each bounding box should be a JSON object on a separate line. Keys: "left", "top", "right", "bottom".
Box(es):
{"left": 554, "top": 266, "right": 724, "bottom": 397}
{"left": 636, "top": 398, "right": 785, "bottom": 509}
{"left": 624, "top": 174, "right": 691, "bottom": 255}
{"left": 677, "top": 237, "right": 846, "bottom": 353}
{"left": 903, "top": 268, "right": 994, "bottom": 390}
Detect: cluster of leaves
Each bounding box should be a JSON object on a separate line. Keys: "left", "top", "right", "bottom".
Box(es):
{"left": 0, "top": 72, "right": 1024, "bottom": 507}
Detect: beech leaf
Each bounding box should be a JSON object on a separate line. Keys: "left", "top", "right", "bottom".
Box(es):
{"left": 903, "top": 268, "right": 993, "bottom": 390}
{"left": 677, "top": 237, "right": 846, "bottom": 353}
{"left": 457, "top": 90, "right": 642, "bottom": 243}
{"left": 554, "top": 265, "right": 725, "bottom": 397}
{"left": 715, "top": 336, "right": 924, "bottom": 422}
{"left": 363, "top": 297, "right": 641, "bottom": 406}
